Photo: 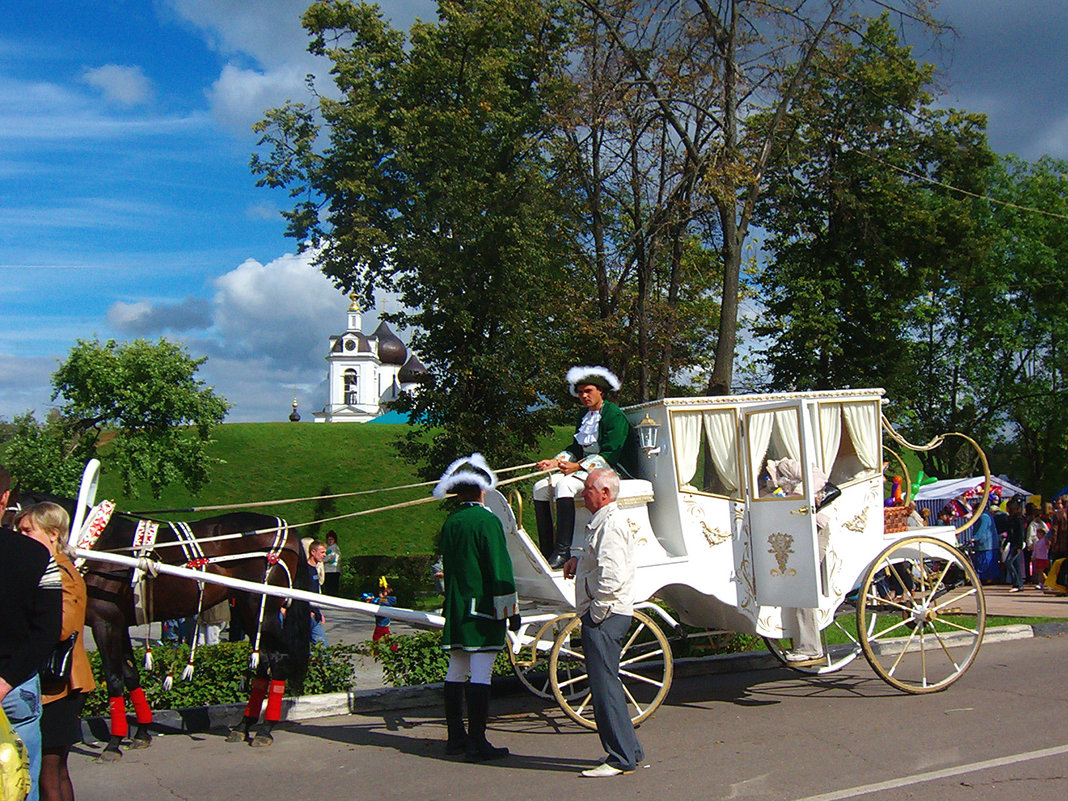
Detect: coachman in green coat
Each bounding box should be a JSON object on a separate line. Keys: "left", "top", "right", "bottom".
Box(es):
{"left": 534, "top": 365, "right": 638, "bottom": 568}
{"left": 433, "top": 453, "right": 519, "bottom": 762}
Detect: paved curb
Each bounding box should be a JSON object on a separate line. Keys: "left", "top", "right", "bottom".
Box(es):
{"left": 83, "top": 621, "right": 1068, "bottom": 742}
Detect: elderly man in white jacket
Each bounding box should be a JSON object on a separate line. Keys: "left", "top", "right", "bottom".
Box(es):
{"left": 562, "top": 467, "right": 644, "bottom": 778}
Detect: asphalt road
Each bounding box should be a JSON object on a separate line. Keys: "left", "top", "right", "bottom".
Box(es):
{"left": 69, "top": 629, "right": 1068, "bottom": 801}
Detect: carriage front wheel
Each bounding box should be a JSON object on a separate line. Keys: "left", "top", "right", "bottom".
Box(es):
{"left": 857, "top": 535, "right": 985, "bottom": 693}
{"left": 548, "top": 610, "right": 673, "bottom": 730}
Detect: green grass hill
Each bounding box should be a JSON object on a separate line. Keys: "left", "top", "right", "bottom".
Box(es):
{"left": 96, "top": 422, "right": 561, "bottom": 558}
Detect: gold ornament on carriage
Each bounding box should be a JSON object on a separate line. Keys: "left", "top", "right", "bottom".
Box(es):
{"left": 767, "top": 531, "right": 797, "bottom": 576}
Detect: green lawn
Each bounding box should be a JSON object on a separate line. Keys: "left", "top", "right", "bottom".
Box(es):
{"left": 95, "top": 421, "right": 565, "bottom": 558}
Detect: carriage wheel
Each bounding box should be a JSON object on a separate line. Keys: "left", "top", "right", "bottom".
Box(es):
{"left": 507, "top": 614, "right": 585, "bottom": 700}
{"left": 857, "top": 535, "right": 985, "bottom": 693}
{"left": 548, "top": 609, "right": 673, "bottom": 731}
{"left": 762, "top": 593, "right": 878, "bottom": 675}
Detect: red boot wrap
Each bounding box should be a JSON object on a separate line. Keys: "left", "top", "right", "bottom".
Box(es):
{"left": 264, "top": 680, "right": 285, "bottom": 722}
{"left": 129, "top": 687, "right": 153, "bottom": 725}
{"left": 244, "top": 677, "right": 270, "bottom": 719}
{"left": 109, "top": 697, "right": 129, "bottom": 738}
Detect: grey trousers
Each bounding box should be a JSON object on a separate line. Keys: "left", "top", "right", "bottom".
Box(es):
{"left": 581, "top": 612, "right": 644, "bottom": 771}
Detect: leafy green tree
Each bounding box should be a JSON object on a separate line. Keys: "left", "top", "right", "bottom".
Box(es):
{"left": 1, "top": 411, "right": 87, "bottom": 496}
{"left": 28, "top": 338, "right": 231, "bottom": 497}
{"left": 750, "top": 15, "right": 993, "bottom": 401}
{"left": 252, "top": 0, "right": 577, "bottom": 473}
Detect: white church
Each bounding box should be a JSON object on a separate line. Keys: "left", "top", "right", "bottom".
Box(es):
{"left": 312, "top": 296, "right": 427, "bottom": 423}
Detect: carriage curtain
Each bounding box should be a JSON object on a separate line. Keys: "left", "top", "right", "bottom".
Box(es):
{"left": 819, "top": 404, "right": 843, "bottom": 474}
{"left": 746, "top": 410, "right": 775, "bottom": 490}
{"left": 772, "top": 408, "right": 801, "bottom": 462}
{"left": 702, "top": 409, "right": 740, "bottom": 492}
{"left": 842, "top": 401, "right": 880, "bottom": 470}
{"left": 670, "top": 410, "right": 703, "bottom": 488}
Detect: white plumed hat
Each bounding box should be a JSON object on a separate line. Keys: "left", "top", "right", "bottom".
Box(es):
{"left": 432, "top": 453, "right": 498, "bottom": 499}
{"left": 566, "top": 365, "right": 621, "bottom": 397}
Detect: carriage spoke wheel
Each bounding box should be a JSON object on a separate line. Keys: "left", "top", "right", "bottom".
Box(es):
{"left": 548, "top": 610, "right": 673, "bottom": 731}
{"left": 857, "top": 535, "right": 985, "bottom": 693}
{"left": 763, "top": 593, "right": 877, "bottom": 675}
{"left": 508, "top": 614, "right": 586, "bottom": 700}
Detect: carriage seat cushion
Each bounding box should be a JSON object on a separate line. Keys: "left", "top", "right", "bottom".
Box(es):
{"left": 617, "top": 479, "right": 654, "bottom": 506}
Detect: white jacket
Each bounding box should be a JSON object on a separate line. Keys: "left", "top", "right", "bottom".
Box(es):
{"left": 573, "top": 502, "right": 636, "bottom": 623}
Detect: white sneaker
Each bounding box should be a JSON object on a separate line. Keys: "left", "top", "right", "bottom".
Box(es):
{"left": 580, "top": 763, "right": 633, "bottom": 778}
{"left": 784, "top": 651, "right": 824, "bottom": 666}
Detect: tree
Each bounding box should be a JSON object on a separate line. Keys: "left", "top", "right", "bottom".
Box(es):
{"left": 252, "top": 0, "right": 576, "bottom": 474}
{"left": 750, "top": 14, "right": 993, "bottom": 403}
{"left": 20, "top": 338, "right": 231, "bottom": 497}
{"left": 1, "top": 411, "right": 87, "bottom": 496}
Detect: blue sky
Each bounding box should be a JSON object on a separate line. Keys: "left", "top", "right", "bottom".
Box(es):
{"left": 1, "top": 1, "right": 1065, "bottom": 423}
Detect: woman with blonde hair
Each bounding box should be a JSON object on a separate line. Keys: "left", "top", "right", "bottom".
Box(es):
{"left": 15, "top": 502, "right": 95, "bottom": 801}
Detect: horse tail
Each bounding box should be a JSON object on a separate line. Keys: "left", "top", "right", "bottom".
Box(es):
{"left": 282, "top": 537, "right": 312, "bottom": 692}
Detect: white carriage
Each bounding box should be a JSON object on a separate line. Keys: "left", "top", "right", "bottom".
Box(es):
{"left": 492, "top": 388, "right": 986, "bottom": 729}
{"left": 67, "top": 387, "right": 987, "bottom": 735}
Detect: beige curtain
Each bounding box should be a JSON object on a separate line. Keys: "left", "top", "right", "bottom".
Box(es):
{"left": 670, "top": 410, "right": 703, "bottom": 487}
{"left": 702, "top": 409, "right": 740, "bottom": 492}
{"left": 819, "top": 404, "right": 843, "bottom": 474}
{"left": 746, "top": 410, "right": 775, "bottom": 490}
{"left": 842, "top": 401, "right": 880, "bottom": 470}
{"left": 772, "top": 408, "right": 801, "bottom": 461}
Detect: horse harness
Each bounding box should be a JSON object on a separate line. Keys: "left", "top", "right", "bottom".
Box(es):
{"left": 77, "top": 501, "right": 295, "bottom": 678}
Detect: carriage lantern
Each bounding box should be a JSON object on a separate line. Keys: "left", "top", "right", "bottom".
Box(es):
{"left": 636, "top": 413, "right": 661, "bottom": 457}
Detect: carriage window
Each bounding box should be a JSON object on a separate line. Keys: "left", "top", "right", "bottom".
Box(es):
{"left": 670, "top": 408, "right": 741, "bottom": 498}
{"left": 747, "top": 407, "right": 805, "bottom": 499}
{"left": 817, "top": 400, "right": 882, "bottom": 485}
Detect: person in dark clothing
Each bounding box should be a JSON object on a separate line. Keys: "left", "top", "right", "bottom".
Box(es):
{"left": 0, "top": 465, "right": 63, "bottom": 801}
{"left": 1005, "top": 498, "right": 1026, "bottom": 591}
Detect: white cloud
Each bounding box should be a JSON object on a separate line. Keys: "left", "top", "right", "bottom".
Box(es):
{"left": 207, "top": 62, "right": 310, "bottom": 135}
{"left": 108, "top": 297, "right": 213, "bottom": 334}
{"left": 82, "top": 64, "right": 153, "bottom": 106}
{"left": 165, "top": 0, "right": 317, "bottom": 68}
{"left": 0, "top": 354, "right": 61, "bottom": 420}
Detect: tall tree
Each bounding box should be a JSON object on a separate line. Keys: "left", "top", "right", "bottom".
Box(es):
{"left": 252, "top": 0, "right": 576, "bottom": 473}
{"left": 4, "top": 338, "right": 230, "bottom": 497}
{"left": 751, "top": 13, "right": 993, "bottom": 405}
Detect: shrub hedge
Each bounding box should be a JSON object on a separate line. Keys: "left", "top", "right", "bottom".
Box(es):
{"left": 83, "top": 641, "right": 358, "bottom": 716}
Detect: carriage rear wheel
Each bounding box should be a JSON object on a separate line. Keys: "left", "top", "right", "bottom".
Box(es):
{"left": 507, "top": 614, "right": 586, "bottom": 700}
{"left": 762, "top": 593, "right": 878, "bottom": 675}
{"left": 857, "top": 535, "right": 985, "bottom": 693}
{"left": 548, "top": 610, "right": 673, "bottom": 731}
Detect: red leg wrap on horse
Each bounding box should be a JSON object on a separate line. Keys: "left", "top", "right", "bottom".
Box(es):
{"left": 109, "top": 697, "right": 129, "bottom": 738}
{"left": 264, "top": 680, "right": 285, "bottom": 722}
{"left": 129, "top": 687, "right": 153, "bottom": 725}
{"left": 244, "top": 677, "right": 270, "bottom": 719}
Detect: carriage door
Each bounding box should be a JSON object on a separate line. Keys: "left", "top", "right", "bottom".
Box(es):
{"left": 743, "top": 400, "right": 821, "bottom": 609}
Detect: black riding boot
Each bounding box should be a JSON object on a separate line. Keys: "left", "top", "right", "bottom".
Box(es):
{"left": 464, "top": 683, "right": 508, "bottom": 762}
{"left": 444, "top": 681, "right": 468, "bottom": 755}
{"left": 547, "top": 497, "right": 575, "bottom": 570}
{"left": 534, "top": 500, "right": 555, "bottom": 558}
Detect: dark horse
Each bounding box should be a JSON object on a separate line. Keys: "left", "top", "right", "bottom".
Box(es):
{"left": 12, "top": 491, "right": 312, "bottom": 761}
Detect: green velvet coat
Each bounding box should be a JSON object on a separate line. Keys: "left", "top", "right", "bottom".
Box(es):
{"left": 561, "top": 400, "right": 639, "bottom": 477}
{"left": 440, "top": 503, "right": 519, "bottom": 652}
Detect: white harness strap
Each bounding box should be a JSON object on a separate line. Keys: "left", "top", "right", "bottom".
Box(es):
{"left": 74, "top": 500, "right": 116, "bottom": 569}
{"left": 132, "top": 520, "right": 160, "bottom": 626}
{"left": 169, "top": 521, "right": 210, "bottom": 680}
{"left": 250, "top": 519, "right": 289, "bottom": 670}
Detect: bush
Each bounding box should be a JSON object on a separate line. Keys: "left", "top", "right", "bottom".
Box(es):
{"left": 83, "top": 641, "right": 358, "bottom": 716}
{"left": 368, "top": 632, "right": 512, "bottom": 687}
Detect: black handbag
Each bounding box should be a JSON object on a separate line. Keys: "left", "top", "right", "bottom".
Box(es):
{"left": 40, "top": 632, "right": 78, "bottom": 685}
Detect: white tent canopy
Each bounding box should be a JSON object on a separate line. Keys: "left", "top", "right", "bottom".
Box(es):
{"left": 913, "top": 475, "right": 1032, "bottom": 502}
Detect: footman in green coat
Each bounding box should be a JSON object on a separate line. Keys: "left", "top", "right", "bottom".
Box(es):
{"left": 433, "top": 453, "right": 519, "bottom": 762}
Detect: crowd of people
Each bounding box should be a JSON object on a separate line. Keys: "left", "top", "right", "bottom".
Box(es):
{"left": 958, "top": 495, "right": 1068, "bottom": 593}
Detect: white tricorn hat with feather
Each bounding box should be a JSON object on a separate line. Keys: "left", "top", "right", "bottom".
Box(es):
{"left": 432, "top": 453, "right": 498, "bottom": 499}
{"left": 566, "top": 365, "right": 621, "bottom": 397}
